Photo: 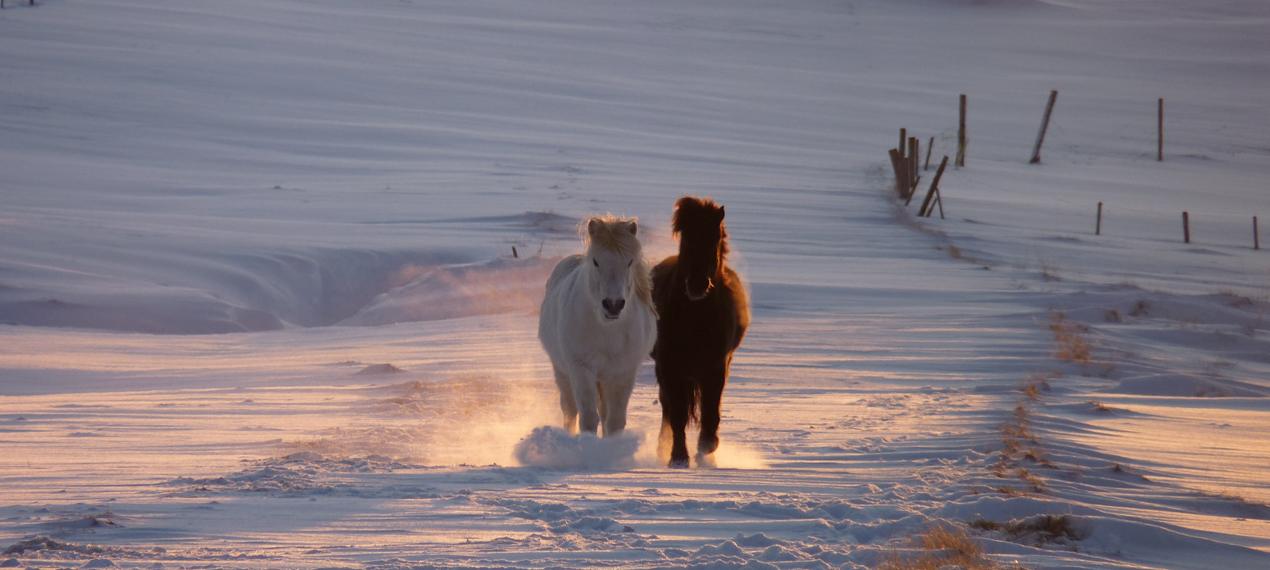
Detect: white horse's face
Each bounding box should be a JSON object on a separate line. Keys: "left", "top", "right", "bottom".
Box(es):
{"left": 586, "top": 223, "right": 639, "bottom": 322}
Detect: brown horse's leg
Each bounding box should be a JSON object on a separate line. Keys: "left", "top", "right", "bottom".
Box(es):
{"left": 697, "top": 362, "right": 727, "bottom": 456}
{"left": 658, "top": 376, "right": 691, "bottom": 468}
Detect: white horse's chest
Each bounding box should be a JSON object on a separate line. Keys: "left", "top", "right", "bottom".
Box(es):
{"left": 570, "top": 312, "right": 652, "bottom": 369}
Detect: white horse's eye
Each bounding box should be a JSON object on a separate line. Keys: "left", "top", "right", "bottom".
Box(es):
{"left": 592, "top": 259, "right": 599, "bottom": 268}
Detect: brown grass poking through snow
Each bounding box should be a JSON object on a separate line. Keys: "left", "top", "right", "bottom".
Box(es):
{"left": 1049, "top": 312, "right": 1092, "bottom": 363}
{"left": 882, "top": 524, "right": 999, "bottom": 570}
{"left": 971, "top": 515, "right": 1085, "bottom": 547}
{"left": 996, "top": 402, "right": 1049, "bottom": 494}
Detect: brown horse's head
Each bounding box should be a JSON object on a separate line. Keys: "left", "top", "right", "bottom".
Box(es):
{"left": 671, "top": 196, "right": 728, "bottom": 301}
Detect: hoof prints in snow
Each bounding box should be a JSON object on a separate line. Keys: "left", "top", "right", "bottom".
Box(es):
{"left": 166, "top": 452, "right": 433, "bottom": 497}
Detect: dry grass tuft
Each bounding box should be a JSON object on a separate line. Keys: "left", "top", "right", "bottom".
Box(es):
{"left": 1022, "top": 383, "right": 1040, "bottom": 400}
{"left": 882, "top": 524, "right": 999, "bottom": 570}
{"left": 1049, "top": 312, "right": 1092, "bottom": 363}
{"left": 972, "top": 515, "right": 1084, "bottom": 547}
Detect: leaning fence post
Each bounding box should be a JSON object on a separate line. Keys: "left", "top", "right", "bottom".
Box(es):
{"left": 1096, "top": 202, "right": 1103, "bottom": 236}
{"left": 919, "top": 156, "right": 949, "bottom": 218}
{"left": 956, "top": 94, "right": 967, "bottom": 167}
{"left": 924, "top": 136, "right": 934, "bottom": 171}
{"left": 1182, "top": 211, "right": 1190, "bottom": 244}
{"left": 1030, "top": 90, "right": 1058, "bottom": 164}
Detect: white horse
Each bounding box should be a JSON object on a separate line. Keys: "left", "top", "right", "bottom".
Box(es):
{"left": 538, "top": 215, "right": 657, "bottom": 437}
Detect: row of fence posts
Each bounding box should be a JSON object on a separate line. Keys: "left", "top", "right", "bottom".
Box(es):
{"left": 895, "top": 92, "right": 1261, "bottom": 251}
{"left": 0, "top": 0, "right": 39, "bottom": 9}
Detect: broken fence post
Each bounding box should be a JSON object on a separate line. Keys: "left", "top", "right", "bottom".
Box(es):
{"left": 889, "top": 148, "right": 909, "bottom": 202}
{"left": 1030, "top": 90, "right": 1058, "bottom": 164}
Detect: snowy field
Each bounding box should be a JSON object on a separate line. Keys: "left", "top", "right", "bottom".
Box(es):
{"left": 2, "top": 0, "right": 1269, "bottom": 568}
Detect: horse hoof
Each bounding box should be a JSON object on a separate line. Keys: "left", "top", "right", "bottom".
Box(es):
{"left": 697, "top": 438, "right": 718, "bottom": 455}
{"left": 668, "top": 457, "right": 690, "bottom": 469}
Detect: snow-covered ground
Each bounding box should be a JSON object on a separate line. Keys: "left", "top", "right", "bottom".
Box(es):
{"left": 2, "top": 0, "right": 1268, "bottom": 568}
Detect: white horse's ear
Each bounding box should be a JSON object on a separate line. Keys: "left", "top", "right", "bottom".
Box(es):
{"left": 587, "top": 218, "right": 602, "bottom": 236}
{"left": 626, "top": 220, "right": 638, "bottom": 235}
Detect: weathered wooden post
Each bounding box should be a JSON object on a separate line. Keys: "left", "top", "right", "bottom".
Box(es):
{"left": 908, "top": 137, "right": 919, "bottom": 191}
{"left": 889, "top": 148, "right": 908, "bottom": 201}
{"left": 1096, "top": 202, "right": 1103, "bottom": 236}
{"left": 956, "top": 94, "right": 967, "bottom": 167}
{"left": 1255, "top": 216, "right": 1260, "bottom": 250}
{"left": 925, "top": 136, "right": 934, "bottom": 171}
{"left": 1030, "top": 90, "right": 1058, "bottom": 164}
{"left": 900, "top": 128, "right": 907, "bottom": 159}
{"left": 1157, "top": 98, "right": 1164, "bottom": 162}
{"left": 1182, "top": 211, "right": 1190, "bottom": 244}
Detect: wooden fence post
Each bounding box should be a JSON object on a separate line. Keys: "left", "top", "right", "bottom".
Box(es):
{"left": 956, "top": 94, "right": 967, "bottom": 167}
{"left": 900, "top": 128, "right": 907, "bottom": 159}
{"left": 924, "top": 136, "right": 934, "bottom": 171}
{"left": 1255, "top": 216, "right": 1260, "bottom": 250}
{"left": 1158, "top": 98, "right": 1164, "bottom": 162}
{"left": 908, "top": 137, "right": 919, "bottom": 191}
{"left": 919, "top": 156, "right": 949, "bottom": 218}
{"left": 1096, "top": 202, "right": 1103, "bottom": 236}
{"left": 890, "top": 148, "right": 908, "bottom": 202}
{"left": 1182, "top": 211, "right": 1190, "bottom": 244}
{"left": 1030, "top": 90, "right": 1058, "bottom": 164}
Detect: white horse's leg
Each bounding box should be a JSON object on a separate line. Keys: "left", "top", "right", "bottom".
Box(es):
{"left": 554, "top": 367, "right": 578, "bottom": 434}
{"left": 602, "top": 377, "right": 634, "bottom": 437}
{"left": 571, "top": 374, "right": 601, "bottom": 434}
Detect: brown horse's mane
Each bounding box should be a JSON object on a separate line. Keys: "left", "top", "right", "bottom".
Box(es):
{"left": 670, "top": 196, "right": 729, "bottom": 259}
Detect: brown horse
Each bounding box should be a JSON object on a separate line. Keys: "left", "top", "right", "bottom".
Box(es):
{"left": 651, "top": 196, "right": 749, "bottom": 468}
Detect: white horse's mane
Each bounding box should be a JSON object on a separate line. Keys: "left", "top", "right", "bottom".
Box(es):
{"left": 584, "top": 215, "right": 654, "bottom": 310}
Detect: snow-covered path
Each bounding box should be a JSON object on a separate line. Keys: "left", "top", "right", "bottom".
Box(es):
{"left": 0, "top": 199, "right": 1060, "bottom": 567}
{"left": 3, "top": 0, "right": 1269, "bottom": 568}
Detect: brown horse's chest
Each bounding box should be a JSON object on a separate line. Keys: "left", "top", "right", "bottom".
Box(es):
{"left": 658, "top": 294, "right": 738, "bottom": 355}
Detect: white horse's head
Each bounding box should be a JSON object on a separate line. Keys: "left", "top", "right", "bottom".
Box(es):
{"left": 584, "top": 215, "right": 651, "bottom": 322}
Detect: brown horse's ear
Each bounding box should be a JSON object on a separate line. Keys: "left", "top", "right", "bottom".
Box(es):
{"left": 716, "top": 205, "right": 726, "bottom": 222}
{"left": 626, "top": 220, "right": 638, "bottom": 235}
{"left": 587, "top": 218, "right": 602, "bottom": 237}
